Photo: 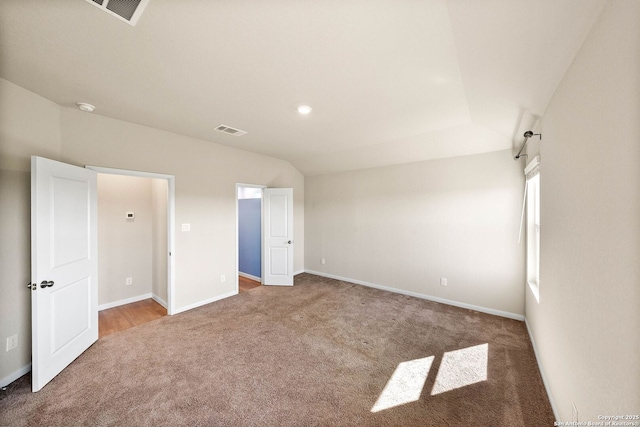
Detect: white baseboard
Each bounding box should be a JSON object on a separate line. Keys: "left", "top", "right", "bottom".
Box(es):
{"left": 239, "top": 272, "right": 261, "bottom": 282}
{"left": 172, "top": 290, "right": 237, "bottom": 315}
{"left": 152, "top": 294, "right": 168, "bottom": 309}
{"left": 1, "top": 363, "right": 31, "bottom": 388}
{"left": 238, "top": 271, "right": 302, "bottom": 283}
{"left": 525, "top": 318, "right": 559, "bottom": 421}
{"left": 304, "top": 269, "right": 525, "bottom": 321}
{"left": 98, "top": 293, "right": 153, "bottom": 311}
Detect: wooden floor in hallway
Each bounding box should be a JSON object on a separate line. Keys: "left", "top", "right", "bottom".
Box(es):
{"left": 239, "top": 275, "right": 261, "bottom": 293}
{"left": 98, "top": 298, "right": 167, "bottom": 339}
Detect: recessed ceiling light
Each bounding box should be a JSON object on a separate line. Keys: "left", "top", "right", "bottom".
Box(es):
{"left": 77, "top": 102, "right": 95, "bottom": 113}
{"left": 297, "top": 105, "right": 312, "bottom": 115}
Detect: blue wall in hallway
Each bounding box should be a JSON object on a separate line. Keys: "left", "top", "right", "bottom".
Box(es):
{"left": 238, "top": 198, "right": 261, "bottom": 278}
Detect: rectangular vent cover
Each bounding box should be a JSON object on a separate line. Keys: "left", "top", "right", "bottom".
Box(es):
{"left": 85, "top": 0, "right": 150, "bottom": 26}
{"left": 216, "top": 125, "right": 247, "bottom": 137}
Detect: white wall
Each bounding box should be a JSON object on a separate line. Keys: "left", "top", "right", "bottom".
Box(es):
{"left": 0, "top": 79, "right": 61, "bottom": 172}
{"left": 0, "top": 78, "right": 304, "bottom": 384}
{"left": 525, "top": 0, "right": 640, "bottom": 420}
{"left": 0, "top": 169, "right": 32, "bottom": 385}
{"left": 97, "top": 174, "right": 154, "bottom": 306}
{"left": 0, "top": 79, "right": 62, "bottom": 385}
{"left": 305, "top": 149, "right": 525, "bottom": 317}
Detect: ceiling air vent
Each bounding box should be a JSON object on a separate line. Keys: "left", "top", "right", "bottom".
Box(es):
{"left": 215, "top": 125, "right": 247, "bottom": 137}
{"left": 85, "top": 0, "right": 150, "bottom": 26}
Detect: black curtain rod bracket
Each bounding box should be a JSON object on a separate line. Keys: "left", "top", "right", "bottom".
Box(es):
{"left": 515, "top": 131, "right": 542, "bottom": 159}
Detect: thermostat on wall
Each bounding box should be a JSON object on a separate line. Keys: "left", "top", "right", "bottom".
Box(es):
{"left": 126, "top": 212, "right": 135, "bottom": 220}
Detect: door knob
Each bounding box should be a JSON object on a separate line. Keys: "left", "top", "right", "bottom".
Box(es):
{"left": 287, "top": 240, "right": 292, "bottom": 244}
{"left": 40, "top": 281, "right": 54, "bottom": 288}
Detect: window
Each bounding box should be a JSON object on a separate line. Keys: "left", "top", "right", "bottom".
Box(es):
{"left": 525, "top": 156, "right": 540, "bottom": 302}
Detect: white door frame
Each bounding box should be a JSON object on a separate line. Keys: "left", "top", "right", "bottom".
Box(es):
{"left": 235, "top": 183, "right": 266, "bottom": 293}
{"left": 86, "top": 166, "right": 176, "bottom": 315}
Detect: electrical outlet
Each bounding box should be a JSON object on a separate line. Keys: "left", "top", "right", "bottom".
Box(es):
{"left": 126, "top": 277, "right": 133, "bottom": 286}
{"left": 321, "top": 258, "right": 326, "bottom": 265}
{"left": 181, "top": 223, "right": 191, "bottom": 232}
{"left": 6, "top": 335, "right": 18, "bottom": 352}
{"left": 221, "top": 274, "right": 226, "bottom": 283}
{"left": 440, "top": 277, "right": 448, "bottom": 287}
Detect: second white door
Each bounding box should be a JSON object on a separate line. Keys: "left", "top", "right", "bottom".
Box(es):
{"left": 263, "top": 188, "right": 293, "bottom": 286}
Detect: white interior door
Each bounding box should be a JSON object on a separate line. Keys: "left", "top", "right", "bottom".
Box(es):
{"left": 31, "top": 156, "right": 98, "bottom": 392}
{"left": 263, "top": 188, "right": 293, "bottom": 286}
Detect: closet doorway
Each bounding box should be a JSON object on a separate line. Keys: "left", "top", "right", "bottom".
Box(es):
{"left": 87, "top": 166, "right": 176, "bottom": 331}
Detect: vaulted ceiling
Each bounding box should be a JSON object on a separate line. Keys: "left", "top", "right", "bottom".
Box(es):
{"left": 0, "top": 0, "right": 605, "bottom": 175}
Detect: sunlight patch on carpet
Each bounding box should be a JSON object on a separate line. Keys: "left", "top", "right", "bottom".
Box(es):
{"left": 370, "top": 356, "right": 434, "bottom": 413}
{"left": 431, "top": 343, "right": 488, "bottom": 395}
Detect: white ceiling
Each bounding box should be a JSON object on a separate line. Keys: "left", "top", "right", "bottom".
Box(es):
{"left": 0, "top": 0, "right": 605, "bottom": 175}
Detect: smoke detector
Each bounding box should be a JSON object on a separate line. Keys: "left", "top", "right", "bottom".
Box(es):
{"left": 77, "top": 102, "right": 95, "bottom": 113}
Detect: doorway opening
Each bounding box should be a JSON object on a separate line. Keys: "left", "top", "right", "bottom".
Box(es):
{"left": 236, "top": 184, "right": 265, "bottom": 293}
{"left": 87, "top": 166, "right": 176, "bottom": 319}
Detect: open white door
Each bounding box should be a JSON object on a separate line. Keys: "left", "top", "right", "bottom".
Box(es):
{"left": 31, "top": 156, "right": 98, "bottom": 392}
{"left": 263, "top": 188, "right": 293, "bottom": 286}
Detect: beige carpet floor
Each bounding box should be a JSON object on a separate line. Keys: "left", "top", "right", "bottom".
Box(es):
{"left": 0, "top": 273, "right": 554, "bottom": 426}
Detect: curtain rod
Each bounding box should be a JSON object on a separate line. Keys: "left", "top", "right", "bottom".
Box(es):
{"left": 514, "top": 131, "right": 542, "bottom": 159}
